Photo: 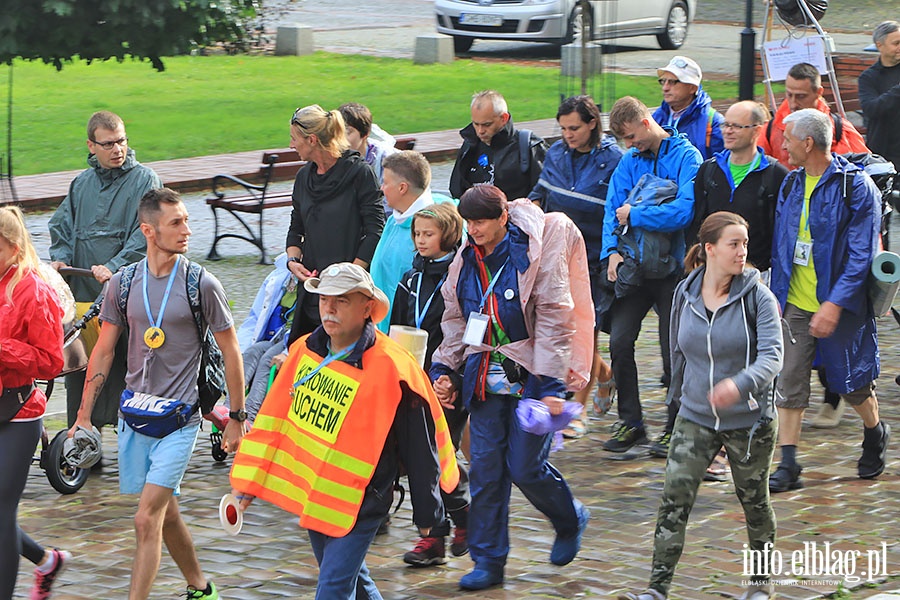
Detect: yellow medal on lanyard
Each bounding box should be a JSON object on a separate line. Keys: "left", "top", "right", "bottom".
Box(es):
{"left": 142, "top": 256, "right": 180, "bottom": 349}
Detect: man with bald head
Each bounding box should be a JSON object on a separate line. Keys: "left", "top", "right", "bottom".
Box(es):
{"left": 690, "top": 101, "right": 788, "bottom": 273}
{"left": 449, "top": 90, "right": 547, "bottom": 201}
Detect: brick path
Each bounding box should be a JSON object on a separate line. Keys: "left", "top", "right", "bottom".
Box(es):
{"left": 14, "top": 238, "right": 900, "bottom": 598}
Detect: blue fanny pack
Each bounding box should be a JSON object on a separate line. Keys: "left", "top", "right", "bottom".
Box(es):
{"left": 120, "top": 390, "right": 196, "bottom": 438}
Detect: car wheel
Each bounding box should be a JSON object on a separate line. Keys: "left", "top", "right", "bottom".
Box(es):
{"left": 657, "top": 0, "right": 689, "bottom": 50}
{"left": 566, "top": 1, "right": 593, "bottom": 45}
{"left": 453, "top": 36, "right": 474, "bottom": 53}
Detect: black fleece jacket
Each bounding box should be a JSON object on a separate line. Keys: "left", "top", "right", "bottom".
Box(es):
{"left": 449, "top": 118, "right": 546, "bottom": 201}
{"left": 286, "top": 150, "right": 385, "bottom": 271}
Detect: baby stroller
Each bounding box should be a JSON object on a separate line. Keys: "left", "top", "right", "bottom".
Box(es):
{"left": 33, "top": 266, "right": 99, "bottom": 494}
{"left": 204, "top": 254, "right": 296, "bottom": 462}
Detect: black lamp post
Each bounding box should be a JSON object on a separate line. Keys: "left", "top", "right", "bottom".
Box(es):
{"left": 738, "top": 0, "right": 756, "bottom": 100}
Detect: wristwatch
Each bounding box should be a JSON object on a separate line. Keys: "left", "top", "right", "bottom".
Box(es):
{"left": 288, "top": 256, "right": 303, "bottom": 264}
{"left": 229, "top": 409, "right": 248, "bottom": 422}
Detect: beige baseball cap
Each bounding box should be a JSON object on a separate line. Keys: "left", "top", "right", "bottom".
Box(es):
{"left": 304, "top": 262, "right": 390, "bottom": 324}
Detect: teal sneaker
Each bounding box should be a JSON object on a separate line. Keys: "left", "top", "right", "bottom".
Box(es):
{"left": 185, "top": 582, "right": 218, "bottom": 599}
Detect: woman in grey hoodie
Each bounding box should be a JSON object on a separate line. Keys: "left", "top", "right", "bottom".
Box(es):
{"left": 619, "top": 212, "right": 784, "bottom": 600}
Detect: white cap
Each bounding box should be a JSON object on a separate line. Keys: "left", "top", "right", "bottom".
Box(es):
{"left": 658, "top": 56, "right": 702, "bottom": 87}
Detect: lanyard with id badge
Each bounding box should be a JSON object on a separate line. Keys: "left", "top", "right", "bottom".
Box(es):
{"left": 462, "top": 259, "right": 508, "bottom": 346}
{"left": 793, "top": 197, "right": 813, "bottom": 267}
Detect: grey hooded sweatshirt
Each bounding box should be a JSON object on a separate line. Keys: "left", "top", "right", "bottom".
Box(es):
{"left": 667, "top": 267, "right": 784, "bottom": 432}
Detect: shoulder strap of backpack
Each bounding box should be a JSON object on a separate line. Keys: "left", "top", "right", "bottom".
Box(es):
{"left": 701, "top": 158, "right": 715, "bottom": 199}
{"left": 765, "top": 119, "right": 774, "bottom": 146}
{"left": 842, "top": 171, "right": 855, "bottom": 211}
{"left": 742, "top": 283, "right": 758, "bottom": 331}
{"left": 117, "top": 262, "right": 139, "bottom": 319}
{"left": 831, "top": 112, "right": 843, "bottom": 145}
{"left": 185, "top": 260, "right": 206, "bottom": 338}
{"left": 518, "top": 129, "right": 532, "bottom": 174}
{"left": 781, "top": 169, "right": 799, "bottom": 202}
{"left": 758, "top": 161, "right": 779, "bottom": 231}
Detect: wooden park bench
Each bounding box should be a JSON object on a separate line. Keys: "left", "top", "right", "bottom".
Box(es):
{"left": 206, "top": 136, "right": 416, "bottom": 264}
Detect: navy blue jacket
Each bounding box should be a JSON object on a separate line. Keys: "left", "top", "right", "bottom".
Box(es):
{"left": 528, "top": 134, "right": 624, "bottom": 266}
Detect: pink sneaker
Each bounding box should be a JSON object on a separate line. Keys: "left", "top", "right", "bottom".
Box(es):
{"left": 31, "top": 549, "right": 71, "bottom": 600}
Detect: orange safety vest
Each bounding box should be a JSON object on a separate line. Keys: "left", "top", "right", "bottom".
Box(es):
{"left": 230, "top": 330, "right": 459, "bottom": 537}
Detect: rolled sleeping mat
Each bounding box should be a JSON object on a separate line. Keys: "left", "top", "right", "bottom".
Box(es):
{"left": 869, "top": 251, "right": 900, "bottom": 316}
{"left": 389, "top": 325, "right": 429, "bottom": 368}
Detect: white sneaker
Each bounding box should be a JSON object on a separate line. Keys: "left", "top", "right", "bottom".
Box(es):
{"left": 738, "top": 582, "right": 774, "bottom": 599}
{"left": 811, "top": 400, "right": 845, "bottom": 429}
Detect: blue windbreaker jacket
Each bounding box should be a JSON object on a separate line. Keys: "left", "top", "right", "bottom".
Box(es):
{"left": 601, "top": 129, "right": 703, "bottom": 266}
{"left": 652, "top": 87, "right": 725, "bottom": 160}
{"left": 770, "top": 154, "right": 881, "bottom": 393}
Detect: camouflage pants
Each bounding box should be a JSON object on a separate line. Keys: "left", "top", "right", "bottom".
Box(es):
{"left": 649, "top": 415, "right": 777, "bottom": 596}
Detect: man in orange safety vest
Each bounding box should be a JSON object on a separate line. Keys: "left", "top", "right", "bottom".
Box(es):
{"left": 230, "top": 262, "right": 458, "bottom": 598}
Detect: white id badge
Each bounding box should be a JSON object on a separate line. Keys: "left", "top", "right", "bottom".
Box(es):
{"left": 793, "top": 240, "right": 812, "bottom": 266}
{"left": 463, "top": 312, "right": 491, "bottom": 346}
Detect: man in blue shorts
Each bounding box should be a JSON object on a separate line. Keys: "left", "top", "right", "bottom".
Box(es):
{"left": 70, "top": 188, "right": 246, "bottom": 600}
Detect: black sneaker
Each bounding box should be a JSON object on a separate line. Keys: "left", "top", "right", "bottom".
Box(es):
{"left": 403, "top": 536, "right": 446, "bottom": 567}
{"left": 603, "top": 423, "right": 648, "bottom": 453}
{"left": 859, "top": 422, "right": 890, "bottom": 479}
{"left": 768, "top": 464, "right": 803, "bottom": 493}
{"left": 648, "top": 431, "right": 671, "bottom": 458}
{"left": 376, "top": 515, "right": 390, "bottom": 536}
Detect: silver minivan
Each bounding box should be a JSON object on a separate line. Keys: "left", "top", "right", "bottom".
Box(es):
{"left": 434, "top": 0, "right": 697, "bottom": 53}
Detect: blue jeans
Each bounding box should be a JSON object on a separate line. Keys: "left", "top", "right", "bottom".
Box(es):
{"left": 307, "top": 514, "right": 384, "bottom": 600}
{"left": 468, "top": 393, "right": 579, "bottom": 572}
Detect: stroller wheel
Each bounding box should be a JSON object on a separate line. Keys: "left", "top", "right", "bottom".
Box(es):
{"left": 211, "top": 432, "right": 228, "bottom": 462}
{"left": 44, "top": 430, "right": 89, "bottom": 494}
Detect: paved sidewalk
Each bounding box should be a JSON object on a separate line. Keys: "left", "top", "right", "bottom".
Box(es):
{"left": 16, "top": 303, "right": 900, "bottom": 599}
{"left": 15, "top": 199, "right": 900, "bottom": 597}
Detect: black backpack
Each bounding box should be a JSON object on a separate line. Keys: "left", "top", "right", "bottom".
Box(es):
{"left": 780, "top": 153, "right": 896, "bottom": 234}
{"left": 117, "top": 260, "right": 226, "bottom": 415}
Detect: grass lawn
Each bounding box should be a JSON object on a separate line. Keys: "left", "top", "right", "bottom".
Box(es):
{"left": 4, "top": 52, "right": 753, "bottom": 175}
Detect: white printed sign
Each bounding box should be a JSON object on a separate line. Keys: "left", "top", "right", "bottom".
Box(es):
{"left": 763, "top": 36, "right": 829, "bottom": 82}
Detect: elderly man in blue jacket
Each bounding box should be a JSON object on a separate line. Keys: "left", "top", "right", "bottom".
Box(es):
{"left": 652, "top": 56, "right": 725, "bottom": 161}
{"left": 769, "top": 108, "right": 890, "bottom": 492}
{"left": 601, "top": 96, "right": 703, "bottom": 455}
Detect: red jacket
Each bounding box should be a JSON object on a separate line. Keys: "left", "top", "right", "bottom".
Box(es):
{"left": 0, "top": 266, "right": 64, "bottom": 420}
{"left": 759, "top": 97, "right": 869, "bottom": 168}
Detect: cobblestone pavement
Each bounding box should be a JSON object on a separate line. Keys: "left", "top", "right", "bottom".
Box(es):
{"left": 18, "top": 183, "right": 900, "bottom": 598}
